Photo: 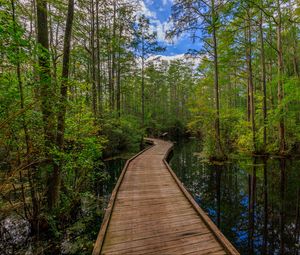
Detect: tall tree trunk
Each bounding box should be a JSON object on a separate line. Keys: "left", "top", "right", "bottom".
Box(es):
{"left": 11, "top": 0, "right": 39, "bottom": 230}
{"left": 116, "top": 25, "right": 123, "bottom": 118}
{"left": 141, "top": 42, "right": 145, "bottom": 126}
{"left": 96, "top": 0, "right": 102, "bottom": 114}
{"left": 52, "top": 0, "right": 75, "bottom": 209}
{"left": 289, "top": 0, "right": 299, "bottom": 78}
{"left": 277, "top": 0, "right": 286, "bottom": 154}
{"left": 108, "top": 45, "right": 113, "bottom": 110}
{"left": 49, "top": 5, "right": 59, "bottom": 87}
{"left": 91, "top": 0, "right": 97, "bottom": 117}
{"left": 111, "top": 0, "right": 117, "bottom": 111}
{"left": 259, "top": 7, "right": 267, "bottom": 151}
{"left": 11, "top": 0, "right": 31, "bottom": 154}
{"left": 246, "top": 7, "right": 256, "bottom": 152}
{"left": 36, "top": 0, "right": 55, "bottom": 147}
{"left": 106, "top": 13, "right": 113, "bottom": 111}
{"left": 211, "top": 0, "right": 224, "bottom": 159}
{"left": 36, "top": 0, "right": 56, "bottom": 209}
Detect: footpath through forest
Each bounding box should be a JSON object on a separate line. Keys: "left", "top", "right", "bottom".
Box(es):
{"left": 92, "top": 138, "right": 239, "bottom": 255}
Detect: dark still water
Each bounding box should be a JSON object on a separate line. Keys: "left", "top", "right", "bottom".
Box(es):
{"left": 0, "top": 158, "right": 128, "bottom": 255}
{"left": 169, "top": 139, "right": 300, "bottom": 255}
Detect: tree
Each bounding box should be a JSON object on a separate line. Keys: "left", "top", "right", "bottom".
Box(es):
{"left": 168, "top": 0, "right": 228, "bottom": 159}
{"left": 52, "top": 0, "right": 75, "bottom": 209}
{"left": 134, "top": 14, "right": 164, "bottom": 126}
{"left": 276, "top": 0, "right": 286, "bottom": 154}
{"left": 244, "top": 1, "right": 256, "bottom": 152}
{"left": 36, "top": 0, "right": 58, "bottom": 209}
{"left": 258, "top": 0, "right": 267, "bottom": 151}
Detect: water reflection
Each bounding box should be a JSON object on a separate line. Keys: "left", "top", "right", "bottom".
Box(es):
{"left": 169, "top": 139, "right": 300, "bottom": 255}
{"left": 101, "top": 158, "right": 127, "bottom": 203}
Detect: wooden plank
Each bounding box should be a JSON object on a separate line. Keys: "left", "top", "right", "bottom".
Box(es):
{"left": 163, "top": 156, "right": 239, "bottom": 254}
{"left": 108, "top": 217, "right": 201, "bottom": 233}
{"left": 142, "top": 234, "right": 218, "bottom": 255}
{"left": 92, "top": 143, "right": 155, "bottom": 255}
{"left": 103, "top": 231, "right": 213, "bottom": 254}
{"left": 112, "top": 201, "right": 190, "bottom": 211}
{"left": 106, "top": 211, "right": 197, "bottom": 227}
{"left": 92, "top": 138, "right": 240, "bottom": 255}
{"left": 104, "top": 233, "right": 217, "bottom": 255}
{"left": 105, "top": 221, "right": 209, "bottom": 243}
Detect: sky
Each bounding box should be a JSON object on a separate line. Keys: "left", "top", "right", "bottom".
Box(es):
{"left": 140, "top": 0, "right": 199, "bottom": 56}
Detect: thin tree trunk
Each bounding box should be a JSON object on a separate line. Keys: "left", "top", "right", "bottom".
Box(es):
{"left": 36, "top": 0, "right": 56, "bottom": 209}
{"left": 91, "top": 0, "right": 97, "bottom": 117}
{"left": 11, "top": 0, "right": 39, "bottom": 230}
{"left": 49, "top": 5, "right": 59, "bottom": 87}
{"left": 11, "top": 0, "right": 31, "bottom": 154}
{"left": 116, "top": 25, "right": 123, "bottom": 118}
{"left": 289, "top": 0, "right": 299, "bottom": 78}
{"left": 277, "top": 0, "right": 286, "bottom": 154}
{"left": 108, "top": 45, "right": 113, "bottom": 110}
{"left": 96, "top": 0, "right": 102, "bottom": 114}
{"left": 141, "top": 50, "right": 145, "bottom": 126}
{"left": 111, "top": 0, "right": 117, "bottom": 110}
{"left": 211, "top": 0, "right": 224, "bottom": 159}
{"left": 246, "top": 7, "right": 256, "bottom": 152}
{"left": 259, "top": 7, "right": 267, "bottom": 151}
{"left": 52, "top": 0, "right": 75, "bottom": 209}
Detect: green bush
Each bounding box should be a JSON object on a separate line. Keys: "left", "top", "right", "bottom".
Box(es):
{"left": 102, "top": 115, "right": 144, "bottom": 157}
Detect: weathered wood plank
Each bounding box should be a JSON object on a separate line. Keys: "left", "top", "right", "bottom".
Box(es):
{"left": 92, "top": 138, "right": 239, "bottom": 255}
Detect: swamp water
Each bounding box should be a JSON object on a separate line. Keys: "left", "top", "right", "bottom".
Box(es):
{"left": 100, "top": 140, "right": 300, "bottom": 254}
{"left": 0, "top": 158, "right": 127, "bottom": 255}
{"left": 169, "top": 139, "right": 300, "bottom": 255}
{"left": 1, "top": 140, "right": 299, "bottom": 254}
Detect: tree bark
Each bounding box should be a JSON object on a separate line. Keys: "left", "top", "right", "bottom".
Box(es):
{"left": 36, "top": 0, "right": 55, "bottom": 148}
{"left": 52, "top": 0, "right": 75, "bottom": 209}
{"left": 259, "top": 7, "right": 267, "bottom": 151}
{"left": 96, "top": 0, "right": 102, "bottom": 114}
{"left": 277, "top": 0, "right": 286, "bottom": 154}
{"left": 246, "top": 7, "right": 256, "bottom": 152}
{"left": 211, "top": 0, "right": 224, "bottom": 159}
{"left": 111, "top": 0, "right": 117, "bottom": 111}
{"left": 36, "top": 0, "right": 57, "bottom": 209}
{"left": 141, "top": 41, "right": 145, "bottom": 126}
{"left": 116, "top": 25, "right": 123, "bottom": 118}
{"left": 11, "top": 0, "right": 39, "bottom": 230}
{"left": 91, "top": 0, "right": 97, "bottom": 117}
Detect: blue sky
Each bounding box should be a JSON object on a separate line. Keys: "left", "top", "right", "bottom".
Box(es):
{"left": 140, "top": 0, "right": 199, "bottom": 56}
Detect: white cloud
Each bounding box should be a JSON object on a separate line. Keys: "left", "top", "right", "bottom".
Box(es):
{"left": 151, "top": 19, "right": 173, "bottom": 43}
{"left": 138, "top": 1, "right": 177, "bottom": 44}
{"left": 148, "top": 54, "right": 185, "bottom": 62}
{"left": 136, "top": 53, "right": 202, "bottom": 69}
{"left": 147, "top": 54, "right": 203, "bottom": 67}
{"left": 138, "top": 1, "right": 157, "bottom": 18}
{"left": 147, "top": 54, "right": 204, "bottom": 65}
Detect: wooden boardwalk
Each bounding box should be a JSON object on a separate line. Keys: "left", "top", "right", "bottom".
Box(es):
{"left": 93, "top": 138, "right": 239, "bottom": 255}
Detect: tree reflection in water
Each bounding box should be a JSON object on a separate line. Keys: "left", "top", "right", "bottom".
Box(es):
{"left": 169, "top": 139, "right": 300, "bottom": 255}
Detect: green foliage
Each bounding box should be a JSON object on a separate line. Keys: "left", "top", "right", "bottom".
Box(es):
{"left": 102, "top": 114, "right": 144, "bottom": 157}
{"left": 186, "top": 1, "right": 300, "bottom": 156}
{"left": 234, "top": 120, "right": 253, "bottom": 153}
{"left": 1, "top": 0, "right": 300, "bottom": 253}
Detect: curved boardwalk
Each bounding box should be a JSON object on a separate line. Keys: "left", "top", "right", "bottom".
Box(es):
{"left": 93, "top": 138, "right": 239, "bottom": 255}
